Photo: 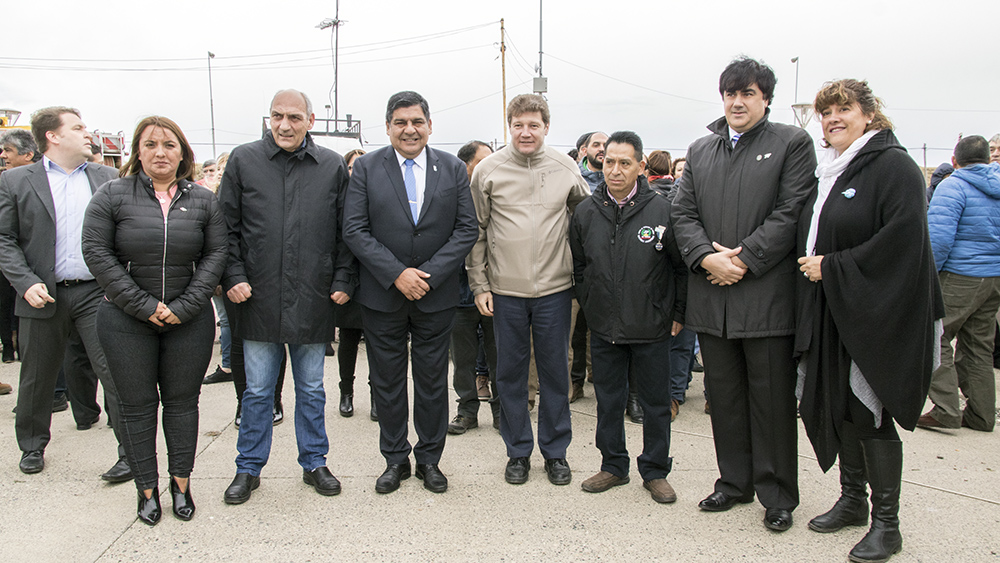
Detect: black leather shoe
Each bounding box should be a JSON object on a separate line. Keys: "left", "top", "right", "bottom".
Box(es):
{"left": 101, "top": 457, "right": 134, "bottom": 483}
{"left": 304, "top": 466, "right": 342, "bottom": 496}
{"left": 505, "top": 457, "right": 530, "bottom": 485}
{"left": 77, "top": 414, "right": 100, "bottom": 431}
{"left": 764, "top": 507, "right": 794, "bottom": 532}
{"left": 137, "top": 488, "right": 161, "bottom": 526}
{"left": 415, "top": 463, "right": 448, "bottom": 493}
{"left": 52, "top": 393, "right": 69, "bottom": 413}
{"left": 375, "top": 462, "right": 411, "bottom": 494}
{"left": 234, "top": 404, "right": 242, "bottom": 428}
{"left": 698, "top": 491, "right": 755, "bottom": 512}
{"left": 203, "top": 365, "right": 233, "bottom": 384}
{"left": 447, "top": 414, "right": 478, "bottom": 435}
{"left": 544, "top": 458, "right": 572, "bottom": 485}
{"left": 170, "top": 478, "right": 195, "bottom": 521}
{"left": 339, "top": 394, "right": 354, "bottom": 418}
{"left": 369, "top": 397, "right": 379, "bottom": 422}
{"left": 19, "top": 450, "right": 44, "bottom": 474}
{"left": 272, "top": 401, "right": 284, "bottom": 425}
{"left": 224, "top": 473, "right": 260, "bottom": 505}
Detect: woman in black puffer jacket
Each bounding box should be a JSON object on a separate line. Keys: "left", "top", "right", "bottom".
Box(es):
{"left": 82, "top": 116, "right": 227, "bottom": 526}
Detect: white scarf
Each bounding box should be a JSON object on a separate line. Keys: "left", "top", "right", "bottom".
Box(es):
{"left": 805, "top": 130, "right": 879, "bottom": 256}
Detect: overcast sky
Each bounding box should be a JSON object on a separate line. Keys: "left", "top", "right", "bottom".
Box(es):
{"left": 3, "top": 0, "right": 997, "bottom": 166}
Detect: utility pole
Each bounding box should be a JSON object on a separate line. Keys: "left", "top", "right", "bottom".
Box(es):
{"left": 501, "top": 19, "right": 507, "bottom": 144}
{"left": 207, "top": 51, "right": 216, "bottom": 158}
{"left": 533, "top": 1, "right": 547, "bottom": 94}
{"left": 317, "top": 1, "right": 342, "bottom": 129}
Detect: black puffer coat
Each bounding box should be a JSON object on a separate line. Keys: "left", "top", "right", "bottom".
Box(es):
{"left": 82, "top": 172, "right": 228, "bottom": 323}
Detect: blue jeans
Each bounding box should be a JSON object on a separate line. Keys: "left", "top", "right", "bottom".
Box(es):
{"left": 212, "top": 295, "right": 231, "bottom": 369}
{"left": 493, "top": 290, "right": 573, "bottom": 459}
{"left": 235, "top": 341, "right": 328, "bottom": 474}
{"left": 669, "top": 327, "right": 696, "bottom": 402}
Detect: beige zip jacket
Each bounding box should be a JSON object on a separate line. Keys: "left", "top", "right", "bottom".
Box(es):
{"left": 467, "top": 143, "right": 589, "bottom": 298}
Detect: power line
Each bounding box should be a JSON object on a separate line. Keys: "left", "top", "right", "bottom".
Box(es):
{"left": 545, "top": 53, "right": 717, "bottom": 106}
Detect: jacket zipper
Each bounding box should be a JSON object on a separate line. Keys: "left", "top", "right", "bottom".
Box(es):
{"left": 161, "top": 188, "right": 183, "bottom": 301}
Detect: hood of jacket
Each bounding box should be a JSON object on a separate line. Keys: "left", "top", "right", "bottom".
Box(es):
{"left": 950, "top": 162, "right": 1000, "bottom": 199}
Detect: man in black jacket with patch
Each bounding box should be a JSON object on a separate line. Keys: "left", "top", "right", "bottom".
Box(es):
{"left": 671, "top": 58, "right": 817, "bottom": 531}
{"left": 570, "top": 131, "right": 687, "bottom": 504}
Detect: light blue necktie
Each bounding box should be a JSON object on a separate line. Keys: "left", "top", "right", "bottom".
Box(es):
{"left": 731, "top": 133, "right": 742, "bottom": 148}
{"left": 404, "top": 159, "right": 418, "bottom": 223}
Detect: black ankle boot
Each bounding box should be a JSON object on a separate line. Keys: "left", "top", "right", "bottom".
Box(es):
{"left": 849, "top": 439, "right": 903, "bottom": 563}
{"left": 626, "top": 392, "right": 644, "bottom": 423}
{"left": 810, "top": 422, "right": 869, "bottom": 533}
{"left": 137, "top": 488, "right": 162, "bottom": 526}
{"left": 170, "top": 477, "right": 195, "bottom": 521}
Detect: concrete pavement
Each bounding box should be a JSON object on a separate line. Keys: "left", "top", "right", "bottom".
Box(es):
{"left": 0, "top": 342, "right": 997, "bottom": 562}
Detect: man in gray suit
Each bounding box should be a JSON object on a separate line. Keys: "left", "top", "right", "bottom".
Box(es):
{"left": 0, "top": 107, "right": 131, "bottom": 480}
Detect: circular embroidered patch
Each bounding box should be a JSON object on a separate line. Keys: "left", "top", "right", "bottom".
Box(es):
{"left": 637, "top": 226, "right": 655, "bottom": 243}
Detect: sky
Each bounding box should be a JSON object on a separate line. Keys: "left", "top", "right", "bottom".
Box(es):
{"left": 2, "top": 0, "right": 997, "bottom": 166}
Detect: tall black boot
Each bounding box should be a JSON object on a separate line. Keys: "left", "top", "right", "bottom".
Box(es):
{"left": 809, "top": 422, "right": 869, "bottom": 532}
{"left": 849, "top": 439, "right": 903, "bottom": 563}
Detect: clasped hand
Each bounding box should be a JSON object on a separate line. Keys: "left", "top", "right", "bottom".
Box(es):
{"left": 703, "top": 242, "right": 748, "bottom": 286}
{"left": 395, "top": 268, "right": 431, "bottom": 301}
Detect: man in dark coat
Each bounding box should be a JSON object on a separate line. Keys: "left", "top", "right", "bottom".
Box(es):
{"left": 0, "top": 107, "right": 131, "bottom": 480}
{"left": 220, "top": 89, "right": 354, "bottom": 504}
{"left": 343, "top": 91, "right": 478, "bottom": 495}
{"left": 671, "top": 57, "right": 817, "bottom": 532}
{"left": 570, "top": 131, "right": 687, "bottom": 504}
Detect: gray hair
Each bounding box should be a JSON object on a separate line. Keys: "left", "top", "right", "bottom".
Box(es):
{"left": 0, "top": 129, "right": 40, "bottom": 160}
{"left": 990, "top": 133, "right": 1000, "bottom": 145}
{"left": 270, "top": 89, "right": 313, "bottom": 116}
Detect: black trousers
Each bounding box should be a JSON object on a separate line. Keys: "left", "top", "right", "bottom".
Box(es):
{"left": 64, "top": 326, "right": 102, "bottom": 426}
{"left": 591, "top": 335, "right": 673, "bottom": 480}
{"left": 15, "top": 281, "right": 124, "bottom": 458}
{"left": 0, "top": 272, "right": 15, "bottom": 352}
{"left": 699, "top": 333, "right": 799, "bottom": 510}
{"left": 97, "top": 301, "right": 215, "bottom": 491}
{"left": 337, "top": 328, "right": 364, "bottom": 396}
{"left": 451, "top": 306, "right": 497, "bottom": 418}
{"left": 362, "top": 303, "right": 455, "bottom": 465}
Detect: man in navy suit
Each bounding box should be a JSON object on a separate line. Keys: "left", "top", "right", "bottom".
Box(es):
{"left": 343, "top": 91, "right": 478, "bottom": 494}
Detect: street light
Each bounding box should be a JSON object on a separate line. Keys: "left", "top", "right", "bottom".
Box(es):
{"left": 208, "top": 51, "right": 217, "bottom": 158}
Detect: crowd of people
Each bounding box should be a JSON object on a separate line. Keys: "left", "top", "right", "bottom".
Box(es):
{"left": 1, "top": 55, "right": 998, "bottom": 563}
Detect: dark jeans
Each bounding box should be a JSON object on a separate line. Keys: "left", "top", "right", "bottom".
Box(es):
{"left": 669, "top": 328, "right": 697, "bottom": 402}
{"left": 338, "top": 328, "right": 364, "bottom": 396}
{"left": 591, "top": 335, "right": 673, "bottom": 480}
{"left": 570, "top": 302, "right": 589, "bottom": 386}
{"left": 451, "top": 306, "right": 498, "bottom": 418}
{"left": 493, "top": 290, "right": 573, "bottom": 459}
{"left": 97, "top": 300, "right": 215, "bottom": 491}
{"left": 699, "top": 333, "right": 799, "bottom": 511}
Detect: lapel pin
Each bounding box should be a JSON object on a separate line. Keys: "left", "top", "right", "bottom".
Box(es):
{"left": 764, "top": 153, "right": 772, "bottom": 159}
{"left": 756, "top": 154, "right": 762, "bottom": 161}
{"left": 433, "top": 165, "right": 438, "bottom": 172}
{"left": 842, "top": 188, "right": 856, "bottom": 199}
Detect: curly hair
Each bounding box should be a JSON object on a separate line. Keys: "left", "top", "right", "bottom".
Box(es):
{"left": 813, "top": 79, "right": 893, "bottom": 147}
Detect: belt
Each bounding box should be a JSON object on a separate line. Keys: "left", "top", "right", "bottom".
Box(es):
{"left": 56, "top": 279, "right": 95, "bottom": 287}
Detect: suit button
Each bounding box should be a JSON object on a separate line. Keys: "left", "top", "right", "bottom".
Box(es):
{"left": 757, "top": 251, "right": 763, "bottom": 257}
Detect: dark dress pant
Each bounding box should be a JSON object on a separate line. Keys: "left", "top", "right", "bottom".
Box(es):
{"left": 451, "top": 306, "right": 497, "bottom": 418}
{"left": 337, "top": 328, "right": 364, "bottom": 396}
{"left": 64, "top": 325, "right": 102, "bottom": 426}
{"left": 362, "top": 302, "right": 455, "bottom": 465}
{"left": 15, "top": 281, "right": 125, "bottom": 457}
{"left": 591, "top": 335, "right": 673, "bottom": 480}
{"left": 97, "top": 301, "right": 214, "bottom": 491}
{"left": 699, "top": 333, "right": 799, "bottom": 511}
{"left": 493, "top": 290, "right": 573, "bottom": 459}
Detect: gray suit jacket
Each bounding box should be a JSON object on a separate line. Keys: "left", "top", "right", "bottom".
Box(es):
{"left": 0, "top": 160, "right": 118, "bottom": 318}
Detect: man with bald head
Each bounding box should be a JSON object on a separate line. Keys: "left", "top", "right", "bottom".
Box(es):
{"left": 220, "top": 89, "right": 355, "bottom": 503}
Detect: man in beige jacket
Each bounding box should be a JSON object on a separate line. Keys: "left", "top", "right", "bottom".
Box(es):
{"left": 467, "top": 94, "right": 589, "bottom": 486}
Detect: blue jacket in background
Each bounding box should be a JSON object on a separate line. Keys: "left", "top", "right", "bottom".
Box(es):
{"left": 928, "top": 162, "right": 1000, "bottom": 276}
{"left": 579, "top": 160, "right": 602, "bottom": 192}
